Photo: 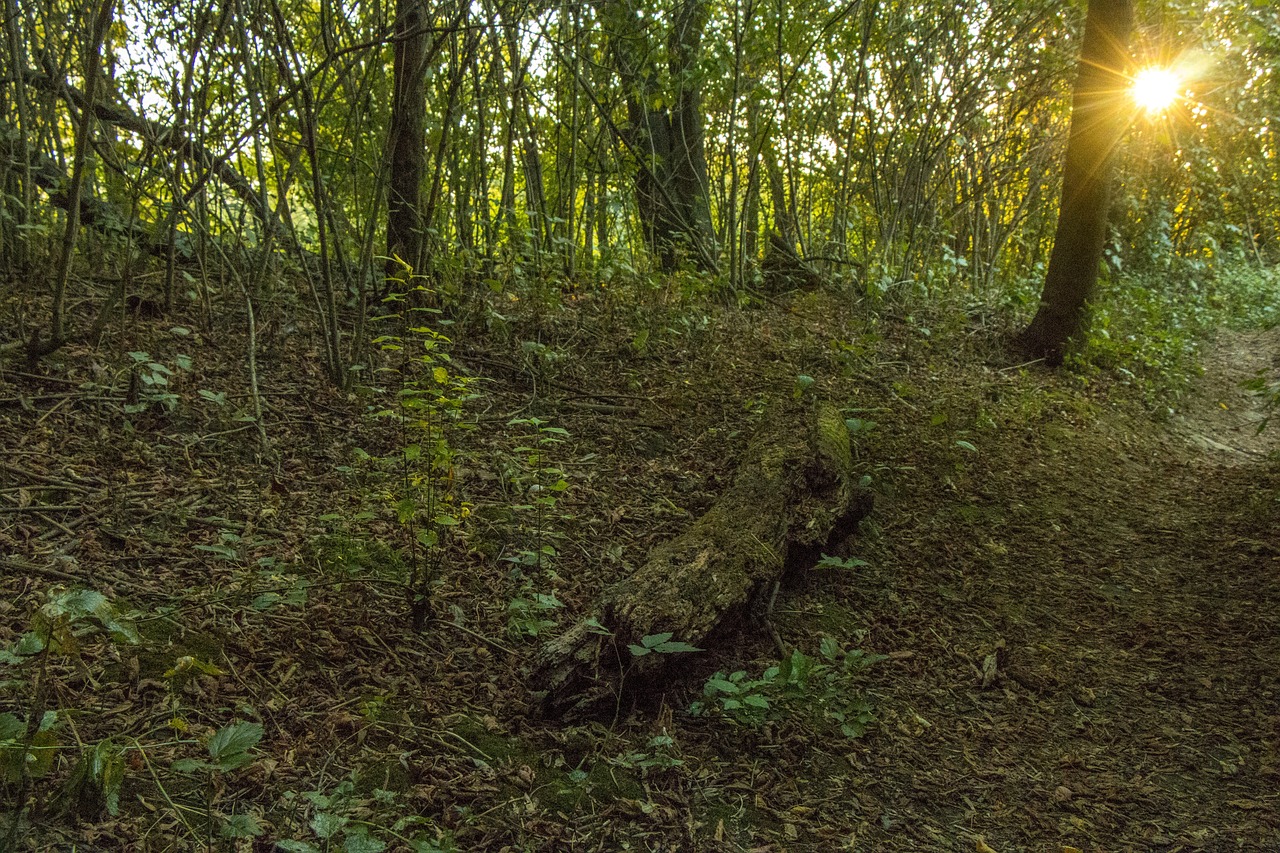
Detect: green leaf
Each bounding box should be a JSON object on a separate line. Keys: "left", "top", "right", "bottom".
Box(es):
{"left": 816, "top": 554, "right": 869, "bottom": 571}
{"left": 641, "top": 632, "right": 673, "bottom": 649}
{"left": 221, "top": 812, "right": 264, "bottom": 839}
{"left": 46, "top": 589, "right": 107, "bottom": 621}
{"left": 91, "top": 740, "right": 125, "bottom": 815}
{"left": 276, "top": 842, "right": 322, "bottom": 853}
{"left": 8, "top": 632, "right": 46, "bottom": 658}
{"left": 955, "top": 440, "right": 978, "bottom": 453}
{"left": 0, "top": 713, "right": 23, "bottom": 741}
{"left": 252, "top": 593, "right": 282, "bottom": 611}
{"left": 343, "top": 827, "right": 387, "bottom": 853}
{"left": 652, "top": 641, "right": 702, "bottom": 654}
{"left": 311, "top": 811, "right": 349, "bottom": 839}
{"left": 396, "top": 497, "right": 418, "bottom": 524}
{"left": 207, "top": 721, "right": 262, "bottom": 770}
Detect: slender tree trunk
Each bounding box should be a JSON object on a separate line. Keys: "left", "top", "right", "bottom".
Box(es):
{"left": 1019, "top": 0, "right": 1134, "bottom": 364}
{"left": 4, "top": 0, "right": 34, "bottom": 273}
{"left": 29, "top": 0, "right": 114, "bottom": 359}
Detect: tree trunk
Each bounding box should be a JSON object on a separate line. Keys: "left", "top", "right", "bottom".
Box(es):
{"left": 1019, "top": 0, "right": 1134, "bottom": 364}
{"left": 606, "top": 0, "right": 717, "bottom": 273}
{"left": 29, "top": 0, "right": 114, "bottom": 360}
{"left": 386, "top": 0, "right": 427, "bottom": 277}
{"left": 532, "top": 403, "right": 873, "bottom": 720}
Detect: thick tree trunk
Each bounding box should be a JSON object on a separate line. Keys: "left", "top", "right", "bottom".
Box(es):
{"left": 1019, "top": 0, "right": 1134, "bottom": 364}
{"left": 532, "top": 403, "right": 873, "bottom": 720}
{"left": 386, "top": 0, "right": 427, "bottom": 277}
{"left": 607, "top": 0, "right": 717, "bottom": 273}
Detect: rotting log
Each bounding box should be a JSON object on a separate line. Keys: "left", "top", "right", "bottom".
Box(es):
{"left": 532, "top": 401, "right": 873, "bottom": 719}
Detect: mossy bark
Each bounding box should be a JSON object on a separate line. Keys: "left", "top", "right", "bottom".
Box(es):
{"left": 532, "top": 402, "right": 873, "bottom": 719}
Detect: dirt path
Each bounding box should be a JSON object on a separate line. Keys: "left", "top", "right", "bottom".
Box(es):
{"left": 1171, "top": 325, "right": 1280, "bottom": 462}
{"left": 839, "top": 327, "right": 1280, "bottom": 850}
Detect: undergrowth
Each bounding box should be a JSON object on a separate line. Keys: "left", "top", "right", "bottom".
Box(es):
{"left": 1072, "top": 263, "right": 1277, "bottom": 407}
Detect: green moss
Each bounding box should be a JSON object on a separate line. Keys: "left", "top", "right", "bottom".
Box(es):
{"left": 311, "top": 533, "right": 405, "bottom": 580}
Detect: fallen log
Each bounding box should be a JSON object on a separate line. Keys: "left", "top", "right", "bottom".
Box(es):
{"left": 532, "top": 401, "right": 873, "bottom": 719}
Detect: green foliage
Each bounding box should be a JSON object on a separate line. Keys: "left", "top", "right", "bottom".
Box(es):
{"left": 277, "top": 777, "right": 456, "bottom": 852}
{"left": 815, "top": 554, "right": 869, "bottom": 571}
{"left": 172, "top": 720, "right": 263, "bottom": 774}
{"left": 125, "top": 350, "right": 191, "bottom": 414}
{"left": 500, "top": 417, "right": 573, "bottom": 638}
{"left": 61, "top": 739, "right": 126, "bottom": 817}
{"left": 368, "top": 262, "right": 477, "bottom": 624}
{"left": 1074, "top": 264, "right": 1279, "bottom": 404}
{"left": 0, "top": 588, "right": 141, "bottom": 837}
{"left": 0, "top": 710, "right": 58, "bottom": 784}
{"left": 627, "top": 632, "right": 703, "bottom": 657}
{"left": 690, "top": 640, "right": 886, "bottom": 738}
{"left": 609, "top": 734, "right": 685, "bottom": 775}
{"left": 506, "top": 582, "right": 563, "bottom": 640}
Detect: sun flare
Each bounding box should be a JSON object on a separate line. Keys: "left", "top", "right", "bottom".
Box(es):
{"left": 1131, "top": 67, "right": 1182, "bottom": 113}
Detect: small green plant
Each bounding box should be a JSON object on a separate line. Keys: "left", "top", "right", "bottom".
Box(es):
{"left": 125, "top": 350, "right": 192, "bottom": 413}
{"left": 609, "top": 733, "right": 685, "bottom": 775}
{"left": 793, "top": 374, "right": 816, "bottom": 398}
{"left": 501, "top": 417, "right": 572, "bottom": 639}
{"left": 506, "top": 581, "right": 563, "bottom": 639}
{"left": 627, "top": 632, "right": 703, "bottom": 657}
{"left": 845, "top": 417, "right": 877, "bottom": 434}
{"left": 369, "top": 258, "right": 476, "bottom": 628}
{"left": 815, "top": 554, "right": 869, "bottom": 571}
{"left": 172, "top": 720, "right": 266, "bottom": 843}
{"left": 690, "top": 639, "right": 886, "bottom": 738}
{"left": 277, "top": 777, "right": 457, "bottom": 852}
{"left": 1, "top": 588, "right": 140, "bottom": 844}
{"left": 691, "top": 668, "right": 775, "bottom": 726}
{"left": 505, "top": 416, "right": 571, "bottom": 572}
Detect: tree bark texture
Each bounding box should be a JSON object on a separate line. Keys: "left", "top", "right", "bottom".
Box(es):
{"left": 532, "top": 403, "right": 873, "bottom": 720}
{"left": 386, "top": 0, "right": 427, "bottom": 277}
{"left": 607, "top": 0, "right": 717, "bottom": 273}
{"left": 1019, "top": 0, "right": 1134, "bottom": 363}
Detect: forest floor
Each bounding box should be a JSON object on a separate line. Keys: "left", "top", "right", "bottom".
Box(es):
{"left": 2, "top": 285, "right": 1279, "bottom": 852}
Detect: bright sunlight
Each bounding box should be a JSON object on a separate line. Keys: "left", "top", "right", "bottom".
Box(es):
{"left": 1131, "top": 66, "right": 1182, "bottom": 113}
